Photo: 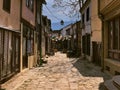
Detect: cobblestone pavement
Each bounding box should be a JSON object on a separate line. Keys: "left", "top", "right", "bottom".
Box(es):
{"left": 1, "top": 52, "right": 111, "bottom": 90}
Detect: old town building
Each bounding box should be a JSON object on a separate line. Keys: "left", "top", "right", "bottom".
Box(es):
{"left": 41, "top": 16, "right": 52, "bottom": 57}
{"left": 36, "top": 0, "right": 46, "bottom": 65}
{"left": 45, "top": 19, "right": 52, "bottom": 55}
{"left": 80, "top": 0, "right": 102, "bottom": 65}
{"left": 0, "top": 0, "right": 46, "bottom": 83}
{"left": 99, "top": 0, "right": 120, "bottom": 75}
{"left": 59, "top": 21, "right": 81, "bottom": 56}
{"left": 20, "top": 0, "right": 37, "bottom": 70}
{"left": 0, "top": 0, "right": 21, "bottom": 83}
{"left": 51, "top": 30, "right": 61, "bottom": 52}
{"left": 60, "top": 24, "right": 73, "bottom": 52}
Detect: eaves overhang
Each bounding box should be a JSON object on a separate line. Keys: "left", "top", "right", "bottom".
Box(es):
{"left": 100, "top": 0, "right": 120, "bottom": 15}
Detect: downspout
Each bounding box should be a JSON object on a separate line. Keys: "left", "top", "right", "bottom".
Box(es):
{"left": 39, "top": 3, "right": 42, "bottom": 66}
{"left": 20, "top": 0, "right": 23, "bottom": 72}
{"left": 35, "top": 0, "right": 38, "bottom": 66}
{"left": 98, "top": 0, "right": 104, "bottom": 71}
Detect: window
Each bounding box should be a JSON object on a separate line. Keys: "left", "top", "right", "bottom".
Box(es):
{"left": 26, "top": 0, "right": 34, "bottom": 12}
{"left": 86, "top": 34, "right": 90, "bottom": 55}
{"left": 23, "top": 25, "right": 34, "bottom": 55}
{"left": 86, "top": 7, "right": 90, "bottom": 21}
{"left": 83, "top": 0, "right": 86, "bottom": 3}
{"left": 113, "top": 19, "right": 119, "bottom": 49}
{"left": 82, "top": 34, "right": 90, "bottom": 55}
{"left": 108, "top": 21, "right": 113, "bottom": 49}
{"left": 27, "top": 28, "right": 34, "bottom": 55}
{"left": 66, "top": 29, "right": 70, "bottom": 35}
{"left": 43, "top": 16, "right": 47, "bottom": 26}
{"left": 0, "top": 29, "right": 20, "bottom": 81}
{"left": 82, "top": 14, "right": 85, "bottom": 23}
{"left": 3, "top": 0, "right": 11, "bottom": 13}
{"left": 108, "top": 17, "right": 120, "bottom": 60}
{"left": 26, "top": 0, "right": 29, "bottom": 7}
{"left": 82, "top": 36, "right": 86, "bottom": 54}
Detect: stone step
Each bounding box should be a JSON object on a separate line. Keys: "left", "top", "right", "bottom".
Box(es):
{"left": 104, "top": 80, "right": 118, "bottom": 90}
{"left": 113, "top": 76, "right": 120, "bottom": 90}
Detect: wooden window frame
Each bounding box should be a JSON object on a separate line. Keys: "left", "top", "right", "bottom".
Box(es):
{"left": 108, "top": 17, "right": 120, "bottom": 60}
{"left": 23, "top": 25, "right": 34, "bottom": 55}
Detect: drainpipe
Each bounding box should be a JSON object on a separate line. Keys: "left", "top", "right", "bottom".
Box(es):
{"left": 98, "top": 0, "right": 104, "bottom": 72}
{"left": 20, "top": 0, "right": 23, "bottom": 72}
{"left": 100, "top": 15, "right": 104, "bottom": 72}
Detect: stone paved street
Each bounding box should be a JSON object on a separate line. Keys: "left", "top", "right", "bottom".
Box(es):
{"left": 1, "top": 52, "right": 111, "bottom": 90}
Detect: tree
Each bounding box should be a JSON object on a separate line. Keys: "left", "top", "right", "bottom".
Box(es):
{"left": 52, "top": 0, "right": 80, "bottom": 18}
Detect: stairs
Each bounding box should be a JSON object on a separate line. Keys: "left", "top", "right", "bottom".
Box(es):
{"left": 104, "top": 75, "right": 120, "bottom": 90}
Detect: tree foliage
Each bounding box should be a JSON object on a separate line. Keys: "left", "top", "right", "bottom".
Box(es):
{"left": 52, "top": 0, "right": 80, "bottom": 18}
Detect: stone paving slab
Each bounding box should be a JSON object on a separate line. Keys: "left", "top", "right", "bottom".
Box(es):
{"left": 1, "top": 52, "right": 112, "bottom": 90}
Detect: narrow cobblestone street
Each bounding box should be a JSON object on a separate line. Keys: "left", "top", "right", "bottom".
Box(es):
{"left": 1, "top": 52, "right": 111, "bottom": 90}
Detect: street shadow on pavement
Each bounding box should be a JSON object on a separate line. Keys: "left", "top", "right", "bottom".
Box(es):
{"left": 72, "top": 58, "right": 111, "bottom": 90}
{"left": 99, "top": 82, "right": 105, "bottom": 90}
{"left": 0, "top": 85, "right": 5, "bottom": 90}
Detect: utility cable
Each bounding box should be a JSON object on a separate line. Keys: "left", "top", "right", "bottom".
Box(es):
{"left": 44, "top": 5, "right": 63, "bottom": 21}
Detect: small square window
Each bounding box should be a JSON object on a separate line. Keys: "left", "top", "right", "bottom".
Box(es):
{"left": 3, "top": 0, "right": 11, "bottom": 13}
{"left": 26, "top": 0, "right": 29, "bottom": 7}
{"left": 26, "top": 0, "right": 34, "bottom": 12}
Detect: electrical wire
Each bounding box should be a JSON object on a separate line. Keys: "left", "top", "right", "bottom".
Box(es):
{"left": 44, "top": 5, "right": 63, "bottom": 21}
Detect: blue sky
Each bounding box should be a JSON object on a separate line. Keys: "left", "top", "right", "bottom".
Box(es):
{"left": 42, "top": 0, "right": 80, "bottom": 30}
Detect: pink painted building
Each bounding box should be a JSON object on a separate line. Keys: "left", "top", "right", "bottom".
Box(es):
{"left": 20, "top": 0, "right": 37, "bottom": 71}
{"left": 0, "top": 0, "right": 21, "bottom": 83}
{"left": 0, "top": 0, "right": 46, "bottom": 84}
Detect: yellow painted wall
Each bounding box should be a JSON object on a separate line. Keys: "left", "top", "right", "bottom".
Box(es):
{"left": 28, "top": 55, "right": 35, "bottom": 68}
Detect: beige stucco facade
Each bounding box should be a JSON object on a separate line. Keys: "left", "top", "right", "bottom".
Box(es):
{"left": 80, "top": 0, "right": 102, "bottom": 62}
{"left": 91, "top": 0, "right": 101, "bottom": 42}
{"left": 99, "top": 0, "right": 120, "bottom": 75}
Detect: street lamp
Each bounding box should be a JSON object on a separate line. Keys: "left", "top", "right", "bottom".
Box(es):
{"left": 60, "top": 20, "right": 64, "bottom": 25}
